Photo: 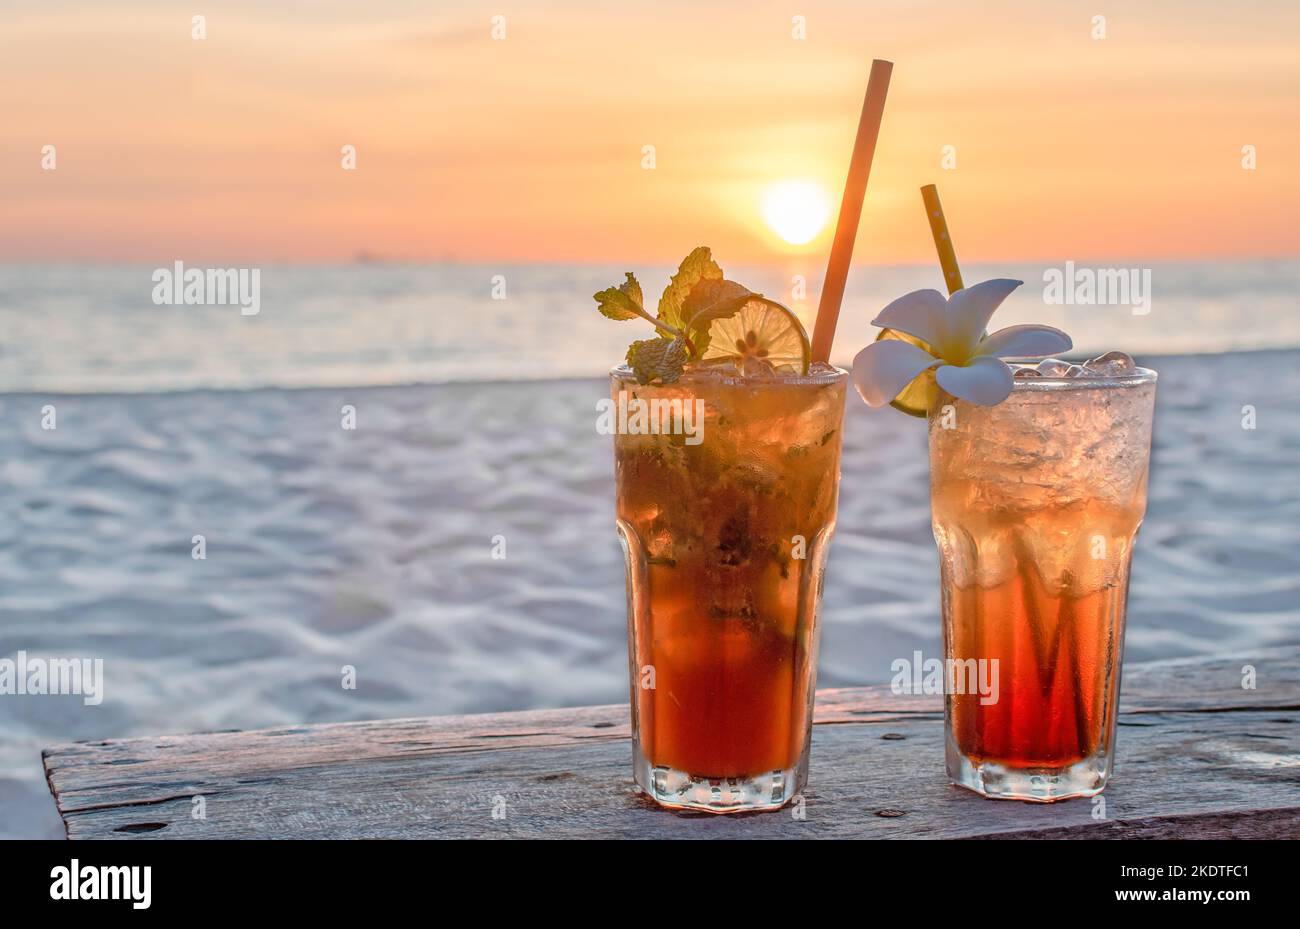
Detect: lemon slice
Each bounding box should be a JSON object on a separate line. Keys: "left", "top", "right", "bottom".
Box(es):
{"left": 874, "top": 328, "right": 937, "bottom": 417}
{"left": 699, "top": 297, "right": 811, "bottom": 375}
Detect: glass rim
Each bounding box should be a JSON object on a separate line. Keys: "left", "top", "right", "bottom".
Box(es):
{"left": 1009, "top": 364, "right": 1157, "bottom": 391}
{"left": 609, "top": 363, "right": 849, "bottom": 386}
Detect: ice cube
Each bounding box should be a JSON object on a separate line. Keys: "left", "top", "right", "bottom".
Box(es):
{"left": 1012, "top": 366, "right": 1041, "bottom": 378}
{"left": 1035, "top": 358, "right": 1071, "bottom": 376}
{"left": 1084, "top": 350, "right": 1137, "bottom": 376}
{"left": 1065, "top": 364, "right": 1088, "bottom": 377}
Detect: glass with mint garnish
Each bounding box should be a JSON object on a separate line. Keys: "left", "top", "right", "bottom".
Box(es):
{"left": 600, "top": 247, "right": 847, "bottom": 813}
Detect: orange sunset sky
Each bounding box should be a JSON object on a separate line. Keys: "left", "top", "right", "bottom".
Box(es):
{"left": 2, "top": 0, "right": 1297, "bottom": 265}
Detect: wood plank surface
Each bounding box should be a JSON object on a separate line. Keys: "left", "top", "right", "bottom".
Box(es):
{"left": 43, "top": 649, "right": 1300, "bottom": 839}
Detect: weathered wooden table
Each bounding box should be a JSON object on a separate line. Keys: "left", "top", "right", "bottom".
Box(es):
{"left": 43, "top": 649, "right": 1300, "bottom": 839}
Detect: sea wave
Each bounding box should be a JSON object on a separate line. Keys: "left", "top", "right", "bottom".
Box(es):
{"left": 1, "top": 260, "right": 1298, "bottom": 393}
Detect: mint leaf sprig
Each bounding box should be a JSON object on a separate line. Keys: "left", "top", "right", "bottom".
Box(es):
{"left": 595, "top": 247, "right": 754, "bottom": 384}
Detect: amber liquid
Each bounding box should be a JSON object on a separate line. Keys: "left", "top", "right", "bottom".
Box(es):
{"left": 945, "top": 570, "right": 1128, "bottom": 769}
{"left": 613, "top": 369, "right": 845, "bottom": 779}
{"left": 632, "top": 565, "right": 813, "bottom": 776}
{"left": 934, "top": 492, "right": 1143, "bottom": 772}
{"left": 930, "top": 375, "right": 1155, "bottom": 797}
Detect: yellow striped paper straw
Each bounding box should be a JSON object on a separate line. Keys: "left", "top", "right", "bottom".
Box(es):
{"left": 921, "top": 184, "right": 964, "bottom": 295}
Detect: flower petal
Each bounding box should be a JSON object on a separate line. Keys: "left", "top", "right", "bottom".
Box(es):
{"left": 934, "top": 357, "right": 1014, "bottom": 406}
{"left": 870, "top": 289, "right": 949, "bottom": 350}
{"left": 851, "top": 339, "right": 941, "bottom": 408}
{"left": 974, "top": 324, "right": 1073, "bottom": 359}
{"left": 945, "top": 279, "right": 1023, "bottom": 359}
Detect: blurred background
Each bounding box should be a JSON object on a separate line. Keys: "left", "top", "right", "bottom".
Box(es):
{"left": 2, "top": 0, "right": 1298, "bottom": 837}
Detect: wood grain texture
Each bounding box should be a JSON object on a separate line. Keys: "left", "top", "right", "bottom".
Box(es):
{"left": 43, "top": 650, "right": 1300, "bottom": 839}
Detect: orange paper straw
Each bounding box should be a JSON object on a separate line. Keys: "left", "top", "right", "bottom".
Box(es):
{"left": 921, "top": 184, "right": 964, "bottom": 295}
{"left": 811, "top": 59, "right": 893, "bottom": 364}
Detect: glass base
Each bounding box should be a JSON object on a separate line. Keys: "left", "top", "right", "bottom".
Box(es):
{"left": 947, "top": 743, "right": 1111, "bottom": 803}
{"left": 634, "top": 755, "right": 804, "bottom": 813}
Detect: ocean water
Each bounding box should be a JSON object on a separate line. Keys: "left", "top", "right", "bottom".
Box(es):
{"left": 1, "top": 259, "right": 1298, "bottom": 392}
{"left": 2, "top": 262, "right": 1299, "bottom": 838}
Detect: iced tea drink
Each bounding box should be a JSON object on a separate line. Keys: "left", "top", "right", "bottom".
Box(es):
{"left": 612, "top": 364, "right": 846, "bottom": 811}
{"left": 928, "top": 364, "right": 1156, "bottom": 800}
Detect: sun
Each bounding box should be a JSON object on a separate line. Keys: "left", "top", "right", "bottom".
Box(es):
{"left": 761, "top": 179, "right": 833, "bottom": 246}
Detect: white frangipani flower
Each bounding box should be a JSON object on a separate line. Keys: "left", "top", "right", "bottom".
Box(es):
{"left": 851, "top": 279, "right": 1072, "bottom": 408}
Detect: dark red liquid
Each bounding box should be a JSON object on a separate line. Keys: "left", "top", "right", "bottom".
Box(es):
{"left": 946, "top": 572, "right": 1125, "bottom": 768}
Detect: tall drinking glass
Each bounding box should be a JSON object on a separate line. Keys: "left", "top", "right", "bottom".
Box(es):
{"left": 612, "top": 364, "right": 847, "bottom": 812}
{"left": 928, "top": 366, "right": 1157, "bottom": 801}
